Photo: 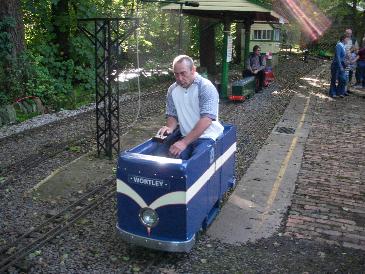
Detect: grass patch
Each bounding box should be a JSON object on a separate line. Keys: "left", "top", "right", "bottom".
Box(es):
{"left": 16, "top": 111, "right": 39, "bottom": 123}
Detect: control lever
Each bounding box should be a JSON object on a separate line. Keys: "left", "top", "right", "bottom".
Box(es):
{"left": 152, "top": 131, "right": 170, "bottom": 143}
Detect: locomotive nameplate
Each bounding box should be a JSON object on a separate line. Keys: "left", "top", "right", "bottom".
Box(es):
{"left": 128, "top": 175, "right": 170, "bottom": 189}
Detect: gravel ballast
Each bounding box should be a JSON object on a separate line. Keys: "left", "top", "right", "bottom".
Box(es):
{"left": 1, "top": 55, "right": 364, "bottom": 273}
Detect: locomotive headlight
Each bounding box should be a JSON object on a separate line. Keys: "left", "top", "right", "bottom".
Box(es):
{"left": 139, "top": 208, "right": 159, "bottom": 228}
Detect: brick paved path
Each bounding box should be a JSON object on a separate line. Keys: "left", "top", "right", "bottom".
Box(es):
{"left": 285, "top": 83, "right": 365, "bottom": 250}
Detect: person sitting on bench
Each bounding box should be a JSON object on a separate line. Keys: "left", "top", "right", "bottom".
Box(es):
{"left": 242, "top": 45, "right": 266, "bottom": 92}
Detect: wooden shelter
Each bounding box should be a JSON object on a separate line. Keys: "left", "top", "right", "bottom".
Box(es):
{"left": 162, "top": 0, "right": 283, "bottom": 98}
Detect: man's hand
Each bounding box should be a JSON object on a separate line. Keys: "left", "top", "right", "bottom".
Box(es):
{"left": 253, "top": 69, "right": 259, "bottom": 74}
{"left": 169, "top": 139, "right": 187, "bottom": 158}
{"left": 157, "top": 126, "right": 172, "bottom": 137}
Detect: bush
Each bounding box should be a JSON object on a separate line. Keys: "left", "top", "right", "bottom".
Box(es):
{"left": 23, "top": 49, "right": 74, "bottom": 110}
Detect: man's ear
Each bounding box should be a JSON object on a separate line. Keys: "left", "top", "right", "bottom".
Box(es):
{"left": 192, "top": 65, "right": 196, "bottom": 73}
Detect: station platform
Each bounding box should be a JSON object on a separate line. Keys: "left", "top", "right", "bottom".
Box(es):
{"left": 34, "top": 70, "right": 365, "bottom": 251}
{"left": 209, "top": 77, "right": 365, "bottom": 250}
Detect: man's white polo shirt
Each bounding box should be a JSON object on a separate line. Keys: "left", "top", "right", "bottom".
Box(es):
{"left": 166, "top": 74, "right": 224, "bottom": 140}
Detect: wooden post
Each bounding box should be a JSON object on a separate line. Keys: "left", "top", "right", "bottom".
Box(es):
{"left": 199, "top": 18, "right": 216, "bottom": 76}
{"left": 220, "top": 18, "right": 231, "bottom": 99}
{"left": 244, "top": 20, "right": 253, "bottom": 69}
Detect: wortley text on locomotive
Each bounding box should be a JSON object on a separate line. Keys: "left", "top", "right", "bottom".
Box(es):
{"left": 128, "top": 175, "right": 169, "bottom": 189}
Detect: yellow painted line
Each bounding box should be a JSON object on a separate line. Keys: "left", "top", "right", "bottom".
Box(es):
{"left": 258, "top": 96, "right": 311, "bottom": 227}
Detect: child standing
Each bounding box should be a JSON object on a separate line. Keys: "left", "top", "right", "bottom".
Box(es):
{"left": 345, "top": 46, "right": 359, "bottom": 94}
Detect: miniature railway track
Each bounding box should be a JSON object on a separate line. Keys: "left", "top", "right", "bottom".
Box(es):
{"left": 0, "top": 56, "right": 328, "bottom": 272}
{"left": 221, "top": 57, "right": 322, "bottom": 176}
{"left": 0, "top": 87, "right": 167, "bottom": 191}
{"left": 0, "top": 83, "right": 168, "bottom": 143}
{"left": 0, "top": 176, "right": 116, "bottom": 273}
{"left": 0, "top": 138, "right": 89, "bottom": 190}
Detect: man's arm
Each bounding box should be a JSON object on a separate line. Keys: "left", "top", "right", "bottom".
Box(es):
{"left": 158, "top": 85, "right": 179, "bottom": 136}
{"left": 335, "top": 44, "right": 344, "bottom": 71}
{"left": 168, "top": 117, "right": 212, "bottom": 157}
{"left": 181, "top": 117, "right": 212, "bottom": 145}
{"left": 259, "top": 56, "right": 266, "bottom": 71}
{"left": 246, "top": 57, "right": 252, "bottom": 72}
{"left": 158, "top": 116, "right": 178, "bottom": 136}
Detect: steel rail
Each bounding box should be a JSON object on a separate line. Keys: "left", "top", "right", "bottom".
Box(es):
{"left": 0, "top": 138, "right": 89, "bottom": 190}
{"left": 0, "top": 87, "right": 167, "bottom": 191}
{"left": 0, "top": 177, "right": 116, "bottom": 273}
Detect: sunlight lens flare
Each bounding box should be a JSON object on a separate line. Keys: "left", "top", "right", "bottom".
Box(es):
{"left": 276, "top": 0, "right": 331, "bottom": 41}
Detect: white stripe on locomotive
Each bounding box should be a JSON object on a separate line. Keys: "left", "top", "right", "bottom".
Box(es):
{"left": 117, "top": 142, "right": 236, "bottom": 209}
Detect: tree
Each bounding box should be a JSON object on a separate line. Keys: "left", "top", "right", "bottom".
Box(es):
{"left": 0, "top": 0, "right": 24, "bottom": 58}
{"left": 51, "top": 0, "right": 70, "bottom": 59}
{"left": 0, "top": 0, "right": 25, "bottom": 104}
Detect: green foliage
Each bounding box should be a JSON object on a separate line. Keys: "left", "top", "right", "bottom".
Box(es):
{"left": 20, "top": 48, "right": 75, "bottom": 110}
{"left": 186, "top": 17, "right": 199, "bottom": 59}
{"left": 129, "top": 4, "right": 183, "bottom": 66}
{"left": 67, "top": 145, "right": 81, "bottom": 153}
{"left": 7, "top": 0, "right": 365, "bottom": 123}
{"left": 215, "top": 24, "right": 224, "bottom": 64}
{"left": 1, "top": 0, "right": 245, "bottom": 117}
{"left": 0, "top": 92, "right": 8, "bottom": 106}
{"left": 0, "top": 17, "right": 16, "bottom": 59}
{"left": 16, "top": 110, "right": 39, "bottom": 123}
{"left": 247, "top": 0, "right": 272, "bottom": 10}
{"left": 19, "top": 0, "right": 96, "bottom": 110}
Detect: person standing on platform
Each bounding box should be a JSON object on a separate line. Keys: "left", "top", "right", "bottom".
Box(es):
{"left": 356, "top": 38, "right": 365, "bottom": 89}
{"left": 329, "top": 35, "right": 349, "bottom": 98}
{"left": 242, "top": 45, "right": 266, "bottom": 93}
{"left": 344, "top": 29, "right": 359, "bottom": 92}
{"left": 344, "top": 46, "right": 359, "bottom": 94}
{"left": 344, "top": 29, "right": 359, "bottom": 52}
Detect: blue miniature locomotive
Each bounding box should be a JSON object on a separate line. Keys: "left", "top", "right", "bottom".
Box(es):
{"left": 116, "top": 124, "right": 236, "bottom": 252}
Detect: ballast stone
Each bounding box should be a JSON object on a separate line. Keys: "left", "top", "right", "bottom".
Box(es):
{"left": 0, "top": 105, "right": 17, "bottom": 126}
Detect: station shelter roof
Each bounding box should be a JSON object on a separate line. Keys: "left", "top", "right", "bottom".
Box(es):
{"left": 161, "top": 0, "right": 283, "bottom": 23}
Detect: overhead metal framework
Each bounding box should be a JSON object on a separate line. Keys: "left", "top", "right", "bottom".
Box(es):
{"left": 78, "top": 17, "right": 138, "bottom": 159}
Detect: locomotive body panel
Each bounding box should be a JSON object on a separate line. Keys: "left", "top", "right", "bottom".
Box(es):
{"left": 116, "top": 124, "right": 236, "bottom": 252}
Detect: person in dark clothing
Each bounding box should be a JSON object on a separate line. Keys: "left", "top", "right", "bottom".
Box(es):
{"left": 329, "top": 34, "right": 349, "bottom": 98}
{"left": 356, "top": 39, "right": 365, "bottom": 88}
{"left": 242, "top": 45, "right": 266, "bottom": 92}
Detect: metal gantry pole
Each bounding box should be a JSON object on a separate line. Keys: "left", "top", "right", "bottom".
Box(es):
{"left": 94, "top": 20, "right": 100, "bottom": 156}
{"left": 78, "top": 17, "right": 138, "bottom": 159}
{"left": 107, "top": 19, "right": 113, "bottom": 158}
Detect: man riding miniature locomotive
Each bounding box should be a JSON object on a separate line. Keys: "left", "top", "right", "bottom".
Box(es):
{"left": 242, "top": 45, "right": 267, "bottom": 92}
{"left": 154, "top": 54, "right": 224, "bottom": 160}
{"left": 116, "top": 55, "right": 236, "bottom": 252}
